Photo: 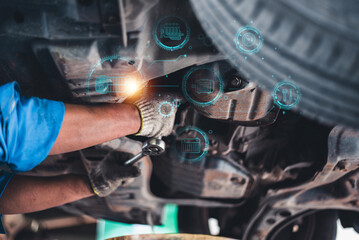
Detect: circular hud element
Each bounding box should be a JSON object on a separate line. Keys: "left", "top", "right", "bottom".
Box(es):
{"left": 272, "top": 81, "right": 301, "bottom": 110}
{"left": 158, "top": 101, "right": 175, "bottom": 117}
{"left": 182, "top": 67, "right": 224, "bottom": 107}
{"left": 153, "top": 16, "right": 190, "bottom": 51}
{"left": 174, "top": 126, "right": 209, "bottom": 162}
{"left": 234, "top": 25, "right": 263, "bottom": 55}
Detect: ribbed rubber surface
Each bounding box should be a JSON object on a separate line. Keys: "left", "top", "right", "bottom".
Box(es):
{"left": 190, "top": 0, "right": 359, "bottom": 129}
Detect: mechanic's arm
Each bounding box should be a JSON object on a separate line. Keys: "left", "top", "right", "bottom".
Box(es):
{"left": 0, "top": 88, "right": 174, "bottom": 215}
{"left": 0, "top": 175, "right": 93, "bottom": 214}
{"left": 50, "top": 90, "right": 176, "bottom": 154}
{"left": 49, "top": 103, "right": 141, "bottom": 155}
{"left": 0, "top": 151, "right": 141, "bottom": 214}
{"left": 0, "top": 102, "right": 140, "bottom": 215}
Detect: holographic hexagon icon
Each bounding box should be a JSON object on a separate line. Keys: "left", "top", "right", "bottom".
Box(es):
{"left": 272, "top": 81, "right": 301, "bottom": 110}
{"left": 234, "top": 25, "right": 264, "bottom": 55}
{"left": 153, "top": 16, "right": 190, "bottom": 51}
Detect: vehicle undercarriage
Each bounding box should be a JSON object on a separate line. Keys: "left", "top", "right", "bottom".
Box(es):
{"left": 1, "top": 0, "right": 359, "bottom": 239}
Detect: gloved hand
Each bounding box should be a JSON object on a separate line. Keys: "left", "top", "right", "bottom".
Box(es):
{"left": 133, "top": 92, "right": 180, "bottom": 138}
{"left": 89, "top": 154, "right": 141, "bottom": 197}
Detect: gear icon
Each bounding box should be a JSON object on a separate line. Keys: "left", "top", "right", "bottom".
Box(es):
{"left": 158, "top": 101, "right": 174, "bottom": 117}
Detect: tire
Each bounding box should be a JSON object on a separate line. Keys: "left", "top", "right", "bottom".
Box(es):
{"left": 190, "top": 0, "right": 359, "bottom": 129}
{"left": 267, "top": 211, "right": 337, "bottom": 240}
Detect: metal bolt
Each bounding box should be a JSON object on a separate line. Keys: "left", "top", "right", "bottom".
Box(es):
{"left": 231, "top": 75, "right": 243, "bottom": 87}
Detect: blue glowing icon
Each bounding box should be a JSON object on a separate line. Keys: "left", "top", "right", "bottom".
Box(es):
{"left": 175, "top": 126, "right": 209, "bottom": 162}
{"left": 87, "top": 55, "right": 144, "bottom": 99}
{"left": 242, "top": 32, "right": 256, "bottom": 47}
{"left": 172, "top": 98, "right": 182, "bottom": 108}
{"left": 153, "top": 16, "right": 190, "bottom": 51}
{"left": 181, "top": 138, "right": 201, "bottom": 153}
{"left": 182, "top": 67, "right": 224, "bottom": 107}
{"left": 94, "top": 74, "right": 131, "bottom": 94}
{"left": 192, "top": 79, "right": 214, "bottom": 94}
{"left": 95, "top": 75, "right": 109, "bottom": 94}
{"left": 272, "top": 81, "right": 301, "bottom": 110}
{"left": 234, "top": 25, "right": 263, "bottom": 55}
{"left": 158, "top": 101, "right": 174, "bottom": 118}
{"left": 160, "top": 23, "right": 184, "bottom": 40}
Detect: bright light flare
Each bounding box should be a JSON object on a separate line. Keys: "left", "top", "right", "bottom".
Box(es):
{"left": 123, "top": 77, "right": 140, "bottom": 95}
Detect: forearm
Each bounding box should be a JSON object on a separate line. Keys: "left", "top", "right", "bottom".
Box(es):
{"left": 0, "top": 175, "right": 93, "bottom": 214}
{"left": 50, "top": 103, "right": 140, "bottom": 155}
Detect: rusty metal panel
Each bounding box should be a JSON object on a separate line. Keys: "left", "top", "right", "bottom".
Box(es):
{"left": 193, "top": 83, "right": 278, "bottom": 125}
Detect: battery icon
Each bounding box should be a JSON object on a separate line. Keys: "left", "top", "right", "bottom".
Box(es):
{"left": 181, "top": 138, "right": 201, "bottom": 153}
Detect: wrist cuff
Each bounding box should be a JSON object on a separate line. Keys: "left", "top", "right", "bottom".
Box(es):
{"left": 92, "top": 187, "right": 101, "bottom": 197}
{"left": 134, "top": 104, "right": 143, "bottom": 136}
{"left": 133, "top": 100, "right": 155, "bottom": 137}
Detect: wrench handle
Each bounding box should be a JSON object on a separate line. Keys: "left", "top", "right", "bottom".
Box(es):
{"left": 124, "top": 152, "right": 145, "bottom": 166}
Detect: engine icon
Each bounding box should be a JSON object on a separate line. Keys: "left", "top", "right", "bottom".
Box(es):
{"left": 153, "top": 16, "right": 190, "bottom": 51}
{"left": 181, "top": 138, "right": 201, "bottom": 153}
{"left": 272, "top": 81, "right": 301, "bottom": 110}
{"left": 160, "top": 23, "right": 184, "bottom": 40}
{"left": 234, "top": 25, "right": 264, "bottom": 55}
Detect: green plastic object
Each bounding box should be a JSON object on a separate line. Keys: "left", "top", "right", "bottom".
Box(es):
{"left": 96, "top": 204, "right": 179, "bottom": 240}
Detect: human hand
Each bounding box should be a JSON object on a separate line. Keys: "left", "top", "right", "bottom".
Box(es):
{"left": 133, "top": 92, "right": 180, "bottom": 138}
{"left": 89, "top": 154, "right": 141, "bottom": 197}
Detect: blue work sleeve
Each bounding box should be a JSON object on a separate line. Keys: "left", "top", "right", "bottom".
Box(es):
{"left": 0, "top": 81, "right": 65, "bottom": 172}
{"left": 0, "top": 81, "right": 65, "bottom": 234}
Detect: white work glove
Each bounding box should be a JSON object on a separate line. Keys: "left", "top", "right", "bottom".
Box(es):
{"left": 134, "top": 92, "right": 180, "bottom": 138}
{"left": 89, "top": 154, "right": 141, "bottom": 197}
